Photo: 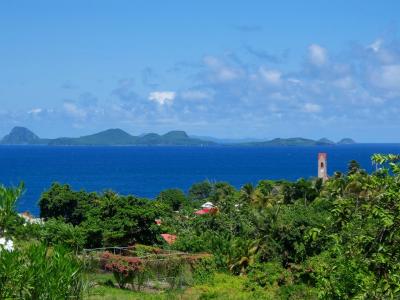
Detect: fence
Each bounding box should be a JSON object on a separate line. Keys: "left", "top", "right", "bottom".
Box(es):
{"left": 82, "top": 245, "right": 210, "bottom": 290}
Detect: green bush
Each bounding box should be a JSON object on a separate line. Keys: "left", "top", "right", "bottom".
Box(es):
{"left": 191, "top": 256, "right": 217, "bottom": 284}
{"left": 41, "top": 218, "right": 86, "bottom": 252}
{"left": 0, "top": 182, "right": 24, "bottom": 236}
{"left": 246, "top": 261, "right": 288, "bottom": 289}
{"left": 0, "top": 243, "right": 87, "bottom": 299}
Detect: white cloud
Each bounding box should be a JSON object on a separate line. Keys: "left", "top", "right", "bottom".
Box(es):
{"left": 63, "top": 102, "right": 87, "bottom": 119}
{"left": 302, "top": 103, "right": 322, "bottom": 113}
{"left": 203, "top": 55, "right": 240, "bottom": 82}
{"left": 9, "top": 36, "right": 400, "bottom": 141}
{"left": 287, "top": 78, "right": 302, "bottom": 85}
{"left": 259, "top": 67, "right": 281, "bottom": 85}
{"left": 28, "top": 108, "right": 43, "bottom": 115}
{"left": 370, "top": 64, "right": 400, "bottom": 91}
{"left": 148, "top": 91, "right": 176, "bottom": 105}
{"left": 308, "top": 44, "right": 327, "bottom": 66}
{"left": 217, "top": 68, "right": 239, "bottom": 81}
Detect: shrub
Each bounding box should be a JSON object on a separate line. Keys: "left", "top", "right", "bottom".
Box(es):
{"left": 40, "top": 218, "right": 85, "bottom": 252}
{"left": 0, "top": 243, "right": 86, "bottom": 299}
{"left": 191, "top": 256, "right": 217, "bottom": 284}
{"left": 246, "top": 261, "right": 289, "bottom": 289}
{"left": 101, "top": 252, "right": 144, "bottom": 289}
{"left": 0, "top": 182, "right": 24, "bottom": 235}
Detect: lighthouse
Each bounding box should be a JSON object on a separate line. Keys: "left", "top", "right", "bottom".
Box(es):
{"left": 318, "top": 153, "right": 328, "bottom": 181}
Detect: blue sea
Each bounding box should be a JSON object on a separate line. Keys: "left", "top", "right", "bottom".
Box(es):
{"left": 1, "top": 144, "right": 399, "bottom": 215}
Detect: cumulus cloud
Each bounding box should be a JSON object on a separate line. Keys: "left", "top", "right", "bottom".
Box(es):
{"left": 203, "top": 56, "right": 240, "bottom": 82}
{"left": 258, "top": 67, "right": 282, "bottom": 85}
{"left": 308, "top": 44, "right": 328, "bottom": 66}
{"left": 370, "top": 64, "right": 400, "bottom": 91}
{"left": 148, "top": 91, "right": 176, "bottom": 105}
{"left": 12, "top": 36, "right": 400, "bottom": 140}
{"left": 63, "top": 102, "right": 87, "bottom": 119}
{"left": 302, "top": 103, "right": 322, "bottom": 113}
{"left": 28, "top": 108, "right": 43, "bottom": 115}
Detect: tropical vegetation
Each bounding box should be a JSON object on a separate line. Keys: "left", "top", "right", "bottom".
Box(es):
{"left": 1, "top": 153, "right": 400, "bottom": 299}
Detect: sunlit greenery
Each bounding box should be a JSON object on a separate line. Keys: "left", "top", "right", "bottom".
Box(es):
{"left": 2, "top": 153, "right": 400, "bottom": 299}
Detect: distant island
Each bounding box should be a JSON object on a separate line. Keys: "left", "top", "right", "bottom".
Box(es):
{"left": 0, "top": 126, "right": 356, "bottom": 146}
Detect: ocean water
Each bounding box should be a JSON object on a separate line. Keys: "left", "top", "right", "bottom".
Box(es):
{"left": 0, "top": 144, "right": 399, "bottom": 215}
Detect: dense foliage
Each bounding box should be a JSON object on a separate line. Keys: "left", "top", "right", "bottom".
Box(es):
{"left": 0, "top": 182, "right": 25, "bottom": 237}
{"left": 0, "top": 243, "right": 86, "bottom": 299}
{"left": 39, "top": 186, "right": 162, "bottom": 248}
{"left": 3, "top": 153, "right": 400, "bottom": 299}
{"left": 165, "top": 154, "right": 400, "bottom": 299}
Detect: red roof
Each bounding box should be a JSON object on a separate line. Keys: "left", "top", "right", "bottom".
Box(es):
{"left": 195, "top": 208, "right": 210, "bottom": 215}
{"left": 160, "top": 234, "right": 177, "bottom": 245}
{"left": 195, "top": 207, "right": 218, "bottom": 215}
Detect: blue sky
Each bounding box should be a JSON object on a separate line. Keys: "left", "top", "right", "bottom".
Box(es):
{"left": 1, "top": 1, "right": 400, "bottom": 142}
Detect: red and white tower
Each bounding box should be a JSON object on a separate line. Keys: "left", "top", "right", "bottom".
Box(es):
{"left": 318, "top": 153, "right": 328, "bottom": 181}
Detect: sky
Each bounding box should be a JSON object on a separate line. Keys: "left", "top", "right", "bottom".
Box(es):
{"left": 1, "top": 1, "right": 400, "bottom": 142}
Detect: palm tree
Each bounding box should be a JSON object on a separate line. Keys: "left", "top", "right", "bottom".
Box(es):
{"left": 240, "top": 183, "right": 254, "bottom": 203}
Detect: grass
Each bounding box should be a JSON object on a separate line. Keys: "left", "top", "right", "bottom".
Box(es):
{"left": 85, "top": 273, "right": 182, "bottom": 300}
{"left": 85, "top": 272, "right": 273, "bottom": 300}
{"left": 182, "top": 273, "right": 273, "bottom": 300}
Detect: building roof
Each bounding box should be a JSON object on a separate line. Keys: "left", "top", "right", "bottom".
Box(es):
{"left": 18, "top": 212, "right": 43, "bottom": 225}
{"left": 160, "top": 234, "right": 177, "bottom": 245}
{"left": 195, "top": 207, "right": 218, "bottom": 215}
{"left": 201, "top": 201, "right": 214, "bottom": 208}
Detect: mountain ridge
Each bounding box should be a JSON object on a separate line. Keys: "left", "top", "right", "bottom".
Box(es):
{"left": 0, "top": 127, "right": 214, "bottom": 146}
{"left": 0, "top": 127, "right": 356, "bottom": 146}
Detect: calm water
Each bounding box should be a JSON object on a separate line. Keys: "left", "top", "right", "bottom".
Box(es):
{"left": 1, "top": 144, "right": 399, "bottom": 215}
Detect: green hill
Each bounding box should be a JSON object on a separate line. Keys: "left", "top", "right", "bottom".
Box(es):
{"left": 317, "top": 138, "right": 335, "bottom": 145}
{"left": 135, "top": 131, "right": 212, "bottom": 145}
{"left": 337, "top": 138, "right": 356, "bottom": 144}
{"left": 0, "top": 127, "right": 45, "bottom": 145}
{"left": 49, "top": 129, "right": 138, "bottom": 145}
{"left": 243, "top": 137, "right": 331, "bottom": 146}
{"left": 1, "top": 127, "right": 214, "bottom": 146}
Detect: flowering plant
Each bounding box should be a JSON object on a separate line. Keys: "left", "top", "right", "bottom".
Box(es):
{"left": 100, "top": 252, "right": 143, "bottom": 288}
{"left": 0, "top": 237, "right": 14, "bottom": 252}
